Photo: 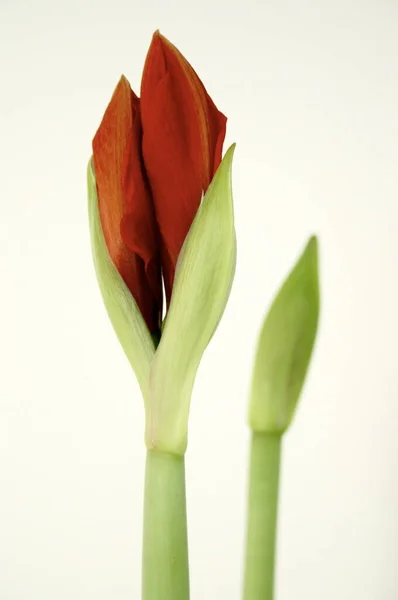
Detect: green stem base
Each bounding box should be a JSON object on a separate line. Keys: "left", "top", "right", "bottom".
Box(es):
{"left": 243, "top": 432, "right": 282, "bottom": 600}
{"left": 142, "top": 450, "right": 189, "bottom": 600}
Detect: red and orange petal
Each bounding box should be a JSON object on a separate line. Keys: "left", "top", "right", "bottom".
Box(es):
{"left": 140, "top": 31, "right": 227, "bottom": 303}
{"left": 92, "top": 76, "right": 162, "bottom": 333}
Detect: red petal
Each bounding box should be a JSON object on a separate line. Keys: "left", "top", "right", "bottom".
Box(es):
{"left": 140, "top": 32, "right": 227, "bottom": 303}
{"left": 92, "top": 76, "right": 162, "bottom": 334}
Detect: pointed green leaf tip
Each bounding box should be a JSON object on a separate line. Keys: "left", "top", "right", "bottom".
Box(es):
{"left": 147, "top": 145, "right": 237, "bottom": 454}
{"left": 87, "top": 160, "right": 155, "bottom": 402}
{"left": 249, "top": 236, "right": 320, "bottom": 433}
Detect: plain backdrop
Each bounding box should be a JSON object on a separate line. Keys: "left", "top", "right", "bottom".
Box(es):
{"left": 1, "top": 0, "right": 397, "bottom": 598}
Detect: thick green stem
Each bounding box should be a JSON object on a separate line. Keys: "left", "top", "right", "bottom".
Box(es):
{"left": 243, "top": 432, "right": 282, "bottom": 600}
{"left": 142, "top": 450, "right": 189, "bottom": 600}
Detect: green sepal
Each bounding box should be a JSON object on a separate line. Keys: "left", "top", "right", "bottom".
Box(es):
{"left": 249, "top": 236, "right": 320, "bottom": 433}
{"left": 87, "top": 159, "right": 155, "bottom": 402}
{"left": 146, "top": 145, "right": 237, "bottom": 455}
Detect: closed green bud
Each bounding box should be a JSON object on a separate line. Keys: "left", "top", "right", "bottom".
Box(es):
{"left": 249, "top": 236, "right": 320, "bottom": 433}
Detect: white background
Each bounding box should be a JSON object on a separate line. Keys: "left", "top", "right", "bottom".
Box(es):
{"left": 1, "top": 1, "right": 397, "bottom": 598}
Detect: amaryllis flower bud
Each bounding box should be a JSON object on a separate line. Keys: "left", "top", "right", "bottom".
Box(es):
{"left": 140, "top": 32, "right": 227, "bottom": 302}
{"left": 92, "top": 32, "right": 227, "bottom": 331}
{"left": 88, "top": 32, "right": 236, "bottom": 453}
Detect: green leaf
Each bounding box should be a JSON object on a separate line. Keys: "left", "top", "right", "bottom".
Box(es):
{"left": 87, "top": 159, "right": 155, "bottom": 402}
{"left": 249, "top": 236, "right": 320, "bottom": 433}
{"left": 147, "top": 145, "right": 237, "bottom": 455}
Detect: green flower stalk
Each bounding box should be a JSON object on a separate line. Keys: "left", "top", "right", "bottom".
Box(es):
{"left": 243, "top": 236, "right": 320, "bottom": 600}
{"left": 88, "top": 32, "right": 235, "bottom": 600}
